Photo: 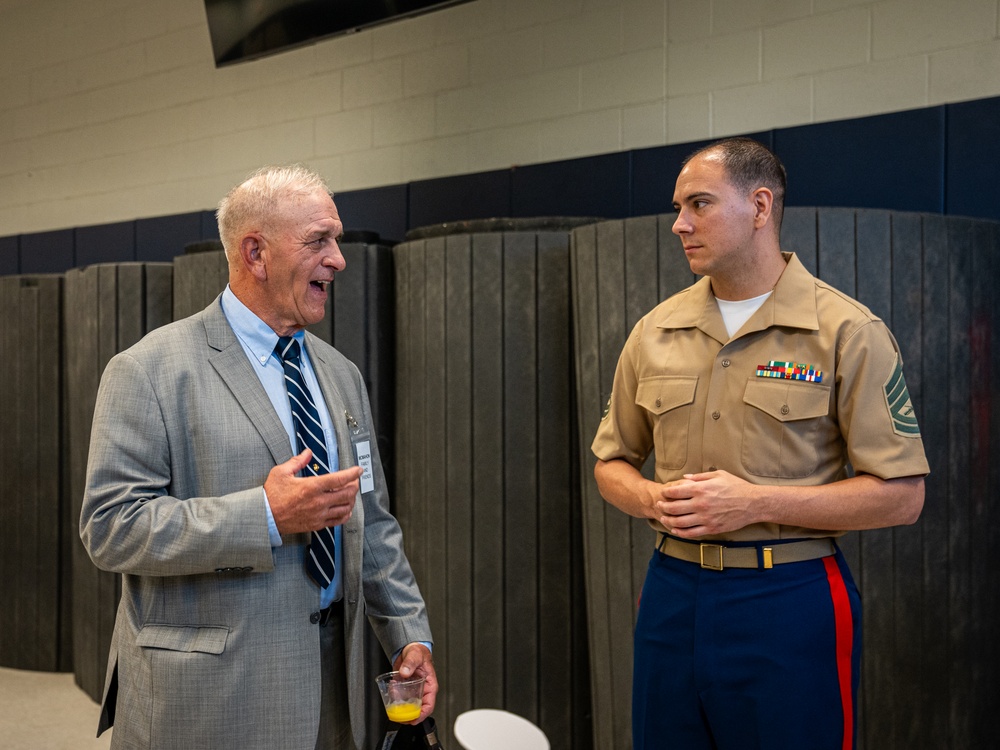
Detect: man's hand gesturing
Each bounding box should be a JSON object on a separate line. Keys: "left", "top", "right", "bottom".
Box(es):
{"left": 266, "top": 449, "right": 362, "bottom": 534}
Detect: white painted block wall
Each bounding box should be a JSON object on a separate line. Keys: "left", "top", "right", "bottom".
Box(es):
{"left": 0, "top": 0, "right": 998, "bottom": 234}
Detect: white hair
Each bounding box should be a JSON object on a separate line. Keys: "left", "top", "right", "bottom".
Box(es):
{"left": 216, "top": 165, "right": 332, "bottom": 260}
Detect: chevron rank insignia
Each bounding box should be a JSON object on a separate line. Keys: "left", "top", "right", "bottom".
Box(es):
{"left": 883, "top": 355, "right": 920, "bottom": 437}
{"left": 755, "top": 361, "right": 823, "bottom": 383}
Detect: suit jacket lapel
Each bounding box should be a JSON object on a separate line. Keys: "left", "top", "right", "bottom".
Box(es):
{"left": 202, "top": 297, "right": 292, "bottom": 466}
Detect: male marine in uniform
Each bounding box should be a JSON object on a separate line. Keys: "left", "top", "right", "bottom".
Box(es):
{"left": 592, "top": 137, "right": 928, "bottom": 750}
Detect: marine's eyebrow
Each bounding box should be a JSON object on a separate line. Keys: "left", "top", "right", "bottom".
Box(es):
{"left": 682, "top": 191, "right": 715, "bottom": 203}
{"left": 673, "top": 191, "right": 715, "bottom": 210}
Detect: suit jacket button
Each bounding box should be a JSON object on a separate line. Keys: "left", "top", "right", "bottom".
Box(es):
{"left": 242, "top": 567, "right": 253, "bottom": 573}
{"left": 310, "top": 611, "right": 321, "bottom": 624}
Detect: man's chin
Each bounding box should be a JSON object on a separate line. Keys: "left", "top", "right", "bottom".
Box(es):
{"left": 687, "top": 259, "right": 709, "bottom": 276}
{"left": 304, "top": 309, "right": 328, "bottom": 327}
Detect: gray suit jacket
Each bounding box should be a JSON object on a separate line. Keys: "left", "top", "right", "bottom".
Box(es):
{"left": 80, "top": 296, "right": 431, "bottom": 750}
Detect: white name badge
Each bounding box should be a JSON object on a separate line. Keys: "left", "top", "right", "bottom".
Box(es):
{"left": 354, "top": 439, "right": 375, "bottom": 494}
{"left": 346, "top": 410, "right": 375, "bottom": 494}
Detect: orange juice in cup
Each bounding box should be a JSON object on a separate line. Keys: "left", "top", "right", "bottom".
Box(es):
{"left": 375, "top": 671, "right": 424, "bottom": 724}
{"left": 385, "top": 699, "right": 422, "bottom": 723}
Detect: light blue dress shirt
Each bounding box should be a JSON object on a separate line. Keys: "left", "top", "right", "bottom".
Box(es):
{"left": 221, "top": 285, "right": 342, "bottom": 606}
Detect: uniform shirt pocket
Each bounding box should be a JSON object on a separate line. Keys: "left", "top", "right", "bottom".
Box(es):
{"left": 741, "top": 379, "right": 832, "bottom": 478}
{"left": 635, "top": 375, "right": 698, "bottom": 470}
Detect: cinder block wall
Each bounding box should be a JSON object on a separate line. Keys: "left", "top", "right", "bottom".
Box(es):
{"left": 1, "top": 0, "right": 999, "bottom": 235}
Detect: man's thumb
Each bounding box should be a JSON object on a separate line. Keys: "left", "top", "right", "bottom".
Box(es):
{"left": 285, "top": 448, "right": 312, "bottom": 474}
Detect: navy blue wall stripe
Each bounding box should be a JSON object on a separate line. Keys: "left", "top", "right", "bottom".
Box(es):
{"left": 135, "top": 213, "right": 202, "bottom": 263}
{"left": 774, "top": 107, "right": 946, "bottom": 214}
{"left": 75, "top": 221, "right": 135, "bottom": 267}
{"left": 409, "top": 169, "right": 512, "bottom": 234}
{"left": 20, "top": 228, "right": 74, "bottom": 274}
{"left": 0, "top": 236, "right": 18, "bottom": 276}
{"left": 511, "top": 151, "right": 631, "bottom": 221}
{"left": 334, "top": 184, "right": 409, "bottom": 245}
{"left": 945, "top": 97, "right": 1000, "bottom": 220}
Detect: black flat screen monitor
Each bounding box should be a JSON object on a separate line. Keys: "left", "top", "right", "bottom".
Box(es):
{"left": 205, "top": 0, "right": 473, "bottom": 67}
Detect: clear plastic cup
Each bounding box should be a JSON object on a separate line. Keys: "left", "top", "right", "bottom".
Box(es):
{"left": 375, "top": 670, "right": 424, "bottom": 723}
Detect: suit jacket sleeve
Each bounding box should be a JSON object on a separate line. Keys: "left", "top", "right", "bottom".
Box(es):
{"left": 80, "top": 347, "right": 275, "bottom": 577}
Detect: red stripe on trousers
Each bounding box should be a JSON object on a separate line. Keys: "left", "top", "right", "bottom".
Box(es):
{"left": 823, "top": 556, "right": 854, "bottom": 750}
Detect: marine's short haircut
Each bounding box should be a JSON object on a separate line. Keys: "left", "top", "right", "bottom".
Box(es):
{"left": 684, "top": 137, "right": 788, "bottom": 230}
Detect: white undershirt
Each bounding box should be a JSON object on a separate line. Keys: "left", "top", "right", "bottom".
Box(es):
{"left": 716, "top": 290, "right": 772, "bottom": 338}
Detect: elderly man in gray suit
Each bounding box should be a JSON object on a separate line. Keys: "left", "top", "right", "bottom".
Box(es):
{"left": 80, "top": 165, "right": 436, "bottom": 750}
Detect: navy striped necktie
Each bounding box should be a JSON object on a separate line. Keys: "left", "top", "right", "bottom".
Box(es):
{"left": 275, "top": 336, "right": 336, "bottom": 588}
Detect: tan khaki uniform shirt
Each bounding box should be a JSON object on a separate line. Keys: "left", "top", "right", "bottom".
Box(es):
{"left": 592, "top": 252, "right": 930, "bottom": 541}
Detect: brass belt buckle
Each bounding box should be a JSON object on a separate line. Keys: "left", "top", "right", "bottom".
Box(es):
{"left": 699, "top": 543, "right": 724, "bottom": 571}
